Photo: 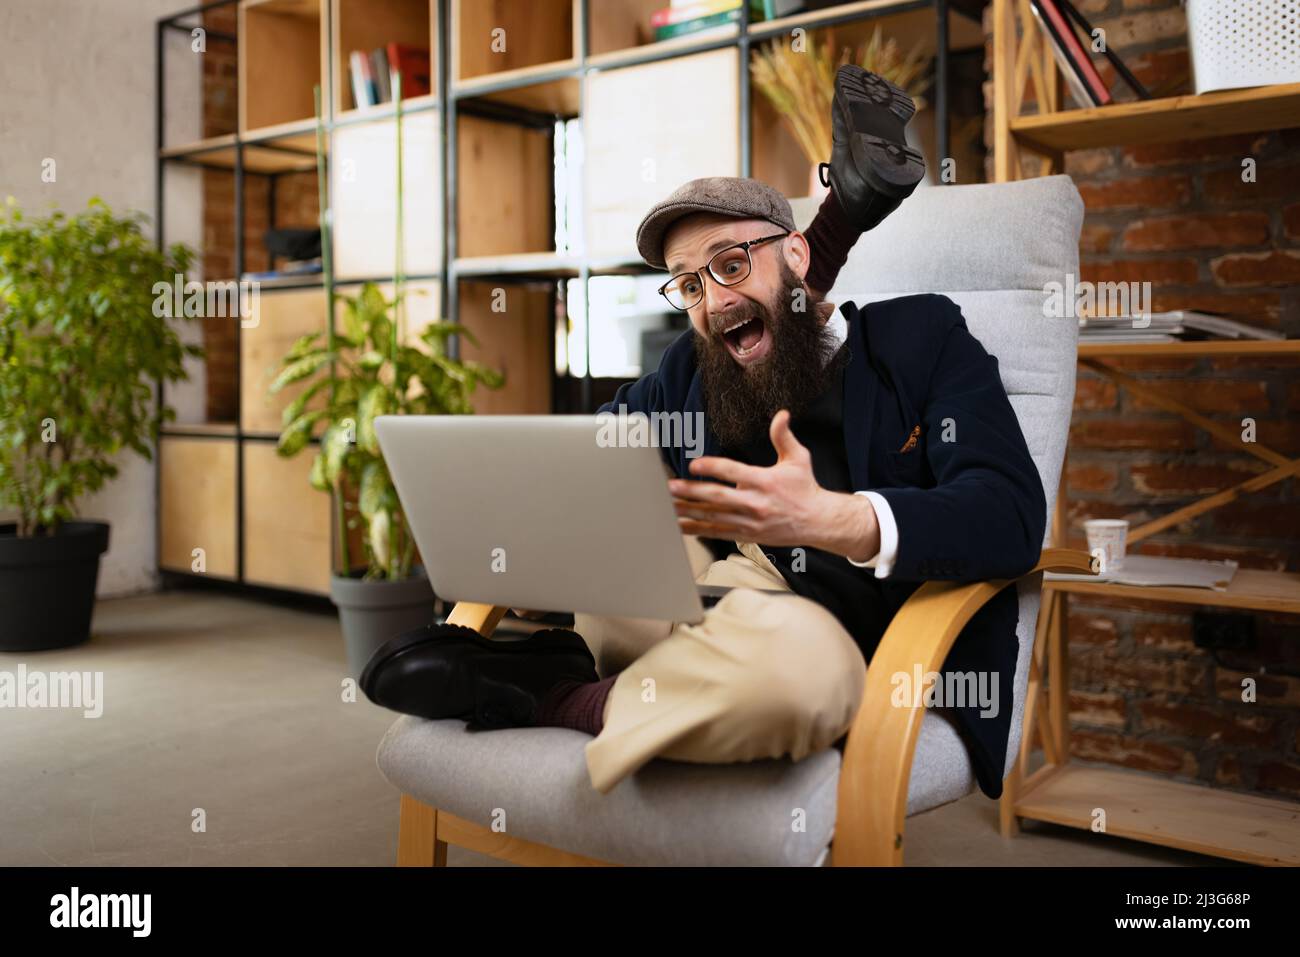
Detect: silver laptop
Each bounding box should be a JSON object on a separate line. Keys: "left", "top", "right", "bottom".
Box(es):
{"left": 374, "top": 415, "right": 710, "bottom": 623}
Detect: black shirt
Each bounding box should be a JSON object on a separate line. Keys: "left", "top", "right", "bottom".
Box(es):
{"left": 721, "top": 354, "right": 891, "bottom": 659}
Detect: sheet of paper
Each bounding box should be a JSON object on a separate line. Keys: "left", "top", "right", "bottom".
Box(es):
{"left": 1045, "top": 555, "right": 1238, "bottom": 591}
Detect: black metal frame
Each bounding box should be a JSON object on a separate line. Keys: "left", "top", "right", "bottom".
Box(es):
{"left": 153, "top": 0, "right": 982, "bottom": 594}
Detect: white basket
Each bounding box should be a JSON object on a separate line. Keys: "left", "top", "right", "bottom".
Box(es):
{"left": 1185, "top": 0, "right": 1300, "bottom": 94}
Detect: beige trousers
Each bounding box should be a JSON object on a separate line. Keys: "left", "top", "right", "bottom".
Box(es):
{"left": 575, "top": 538, "right": 867, "bottom": 794}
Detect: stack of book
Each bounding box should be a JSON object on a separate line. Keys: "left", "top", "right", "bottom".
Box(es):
{"left": 650, "top": 0, "right": 804, "bottom": 41}
{"left": 348, "top": 44, "right": 431, "bottom": 110}
{"left": 1027, "top": 0, "right": 1150, "bottom": 108}
{"left": 1078, "top": 311, "right": 1285, "bottom": 344}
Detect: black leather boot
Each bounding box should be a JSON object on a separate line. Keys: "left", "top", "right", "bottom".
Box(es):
{"left": 818, "top": 64, "right": 927, "bottom": 233}
{"left": 359, "top": 623, "right": 599, "bottom": 730}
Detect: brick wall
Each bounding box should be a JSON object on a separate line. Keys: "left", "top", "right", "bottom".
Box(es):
{"left": 198, "top": 2, "right": 319, "bottom": 423}
{"left": 986, "top": 0, "right": 1300, "bottom": 797}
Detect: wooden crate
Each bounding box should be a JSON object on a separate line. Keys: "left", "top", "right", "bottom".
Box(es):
{"left": 242, "top": 440, "right": 333, "bottom": 593}
{"left": 332, "top": 111, "right": 442, "bottom": 279}
{"left": 239, "top": 0, "right": 327, "bottom": 133}
{"left": 453, "top": 0, "right": 574, "bottom": 82}
{"left": 332, "top": 0, "right": 437, "bottom": 117}
{"left": 583, "top": 47, "right": 740, "bottom": 260}
{"left": 456, "top": 114, "right": 554, "bottom": 258}
{"left": 240, "top": 286, "right": 329, "bottom": 436}
{"left": 458, "top": 280, "right": 553, "bottom": 414}
{"left": 159, "top": 436, "right": 238, "bottom": 579}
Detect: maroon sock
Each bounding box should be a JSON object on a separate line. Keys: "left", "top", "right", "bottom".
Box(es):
{"left": 534, "top": 675, "right": 617, "bottom": 735}
{"left": 803, "top": 187, "right": 859, "bottom": 298}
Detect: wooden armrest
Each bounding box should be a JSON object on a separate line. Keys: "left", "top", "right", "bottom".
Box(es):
{"left": 833, "top": 547, "right": 1092, "bottom": 865}
{"left": 446, "top": 602, "right": 508, "bottom": 636}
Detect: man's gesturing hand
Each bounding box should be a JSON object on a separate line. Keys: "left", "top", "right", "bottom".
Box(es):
{"left": 668, "top": 410, "right": 882, "bottom": 563}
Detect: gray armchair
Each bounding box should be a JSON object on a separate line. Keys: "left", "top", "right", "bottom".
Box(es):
{"left": 375, "top": 174, "right": 1090, "bottom": 866}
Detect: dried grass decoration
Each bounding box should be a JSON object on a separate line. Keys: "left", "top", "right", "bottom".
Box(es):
{"left": 751, "top": 27, "right": 932, "bottom": 167}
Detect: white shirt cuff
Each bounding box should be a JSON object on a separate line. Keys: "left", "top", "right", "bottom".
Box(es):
{"left": 846, "top": 490, "right": 899, "bottom": 579}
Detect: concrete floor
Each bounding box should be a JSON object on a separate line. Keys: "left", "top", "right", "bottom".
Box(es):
{"left": 0, "top": 589, "right": 1219, "bottom": 867}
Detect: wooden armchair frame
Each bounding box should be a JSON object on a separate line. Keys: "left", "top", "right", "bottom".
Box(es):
{"left": 395, "top": 547, "right": 1096, "bottom": 867}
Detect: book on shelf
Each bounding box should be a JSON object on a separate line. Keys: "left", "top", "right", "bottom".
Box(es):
{"left": 1029, "top": 0, "right": 1111, "bottom": 106}
{"left": 654, "top": 5, "right": 744, "bottom": 40}
{"left": 652, "top": 0, "right": 740, "bottom": 28}
{"left": 1028, "top": 0, "right": 1150, "bottom": 110}
{"left": 1078, "top": 311, "right": 1285, "bottom": 342}
{"left": 349, "top": 44, "right": 431, "bottom": 108}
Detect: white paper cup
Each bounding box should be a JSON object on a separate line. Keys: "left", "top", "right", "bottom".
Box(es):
{"left": 1084, "top": 519, "right": 1129, "bottom": 574}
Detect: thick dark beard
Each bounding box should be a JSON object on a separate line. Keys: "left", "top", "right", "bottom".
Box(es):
{"left": 695, "top": 262, "right": 845, "bottom": 451}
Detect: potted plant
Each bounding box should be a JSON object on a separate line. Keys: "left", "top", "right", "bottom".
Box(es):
{"left": 271, "top": 283, "right": 502, "bottom": 675}
{"left": 0, "top": 197, "right": 200, "bottom": 650}
{"left": 272, "top": 84, "right": 503, "bottom": 677}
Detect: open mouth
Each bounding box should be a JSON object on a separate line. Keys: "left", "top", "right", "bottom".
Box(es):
{"left": 719, "top": 314, "right": 771, "bottom": 366}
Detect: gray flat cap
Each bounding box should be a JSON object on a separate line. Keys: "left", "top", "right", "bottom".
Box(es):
{"left": 635, "top": 176, "right": 796, "bottom": 270}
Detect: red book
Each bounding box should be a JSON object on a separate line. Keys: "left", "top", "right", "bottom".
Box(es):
{"left": 386, "top": 43, "right": 431, "bottom": 98}
{"left": 1038, "top": 0, "right": 1111, "bottom": 105}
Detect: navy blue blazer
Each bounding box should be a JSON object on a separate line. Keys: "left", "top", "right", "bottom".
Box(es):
{"left": 599, "top": 293, "right": 1048, "bottom": 798}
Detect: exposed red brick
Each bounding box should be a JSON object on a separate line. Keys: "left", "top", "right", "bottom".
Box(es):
{"left": 1256, "top": 762, "right": 1300, "bottom": 798}
{"left": 1076, "top": 174, "right": 1192, "bottom": 211}
{"left": 1070, "top": 418, "right": 1196, "bottom": 450}
{"left": 1136, "top": 698, "right": 1277, "bottom": 746}
{"left": 1122, "top": 212, "right": 1270, "bottom": 252}
{"left": 1210, "top": 250, "right": 1300, "bottom": 288}
{"left": 1207, "top": 500, "right": 1300, "bottom": 543}
{"left": 1135, "top": 619, "right": 1197, "bottom": 653}
{"left": 1126, "top": 379, "right": 1270, "bottom": 415}
{"left": 1123, "top": 133, "right": 1268, "bottom": 169}
{"left": 1150, "top": 291, "right": 1282, "bottom": 327}
{"left": 1215, "top": 754, "right": 1244, "bottom": 788}
{"left": 1130, "top": 460, "right": 1269, "bottom": 497}
{"left": 1070, "top": 690, "right": 1126, "bottom": 729}
{"left": 1204, "top": 161, "right": 1300, "bottom": 206}
{"left": 1069, "top": 729, "right": 1199, "bottom": 776}
{"left": 1284, "top": 203, "right": 1300, "bottom": 242}
{"left": 1079, "top": 223, "right": 1115, "bottom": 255}
{"left": 1133, "top": 539, "right": 1292, "bottom": 572}
{"left": 1073, "top": 377, "right": 1119, "bottom": 411}
{"left": 1072, "top": 647, "right": 1211, "bottom": 696}
{"left": 1079, "top": 257, "right": 1199, "bottom": 285}
{"left": 1069, "top": 610, "right": 1120, "bottom": 646}
{"left": 1216, "top": 668, "right": 1300, "bottom": 707}
{"left": 1068, "top": 461, "right": 1119, "bottom": 493}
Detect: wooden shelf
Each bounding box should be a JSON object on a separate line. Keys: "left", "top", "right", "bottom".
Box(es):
{"left": 1079, "top": 339, "right": 1300, "bottom": 358}
{"left": 161, "top": 422, "right": 239, "bottom": 436}
{"left": 1012, "top": 82, "right": 1300, "bottom": 154}
{"left": 332, "top": 0, "right": 436, "bottom": 116}
{"left": 239, "top": 0, "right": 328, "bottom": 134}
{"left": 1015, "top": 765, "right": 1300, "bottom": 866}
{"left": 453, "top": 253, "right": 581, "bottom": 278}
{"left": 452, "top": 65, "right": 581, "bottom": 115}
{"left": 585, "top": 24, "right": 738, "bottom": 70}
{"left": 1046, "top": 568, "right": 1300, "bottom": 615}
{"left": 334, "top": 92, "right": 439, "bottom": 125}
{"left": 452, "top": 0, "right": 574, "bottom": 85}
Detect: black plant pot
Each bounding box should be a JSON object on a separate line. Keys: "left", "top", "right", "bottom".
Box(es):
{"left": 330, "top": 568, "right": 435, "bottom": 679}
{"left": 0, "top": 521, "right": 110, "bottom": 651}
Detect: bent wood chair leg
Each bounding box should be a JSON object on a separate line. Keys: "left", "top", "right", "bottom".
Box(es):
{"left": 398, "top": 794, "right": 447, "bottom": 866}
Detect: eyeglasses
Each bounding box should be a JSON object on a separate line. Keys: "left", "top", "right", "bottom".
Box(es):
{"left": 657, "top": 232, "right": 790, "bottom": 311}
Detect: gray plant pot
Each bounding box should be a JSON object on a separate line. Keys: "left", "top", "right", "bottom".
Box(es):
{"left": 330, "top": 568, "right": 436, "bottom": 679}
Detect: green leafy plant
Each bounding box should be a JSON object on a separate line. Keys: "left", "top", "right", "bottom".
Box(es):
{"left": 271, "top": 81, "right": 503, "bottom": 582}
{"left": 270, "top": 284, "right": 502, "bottom": 580}
{"left": 0, "top": 197, "right": 200, "bottom": 537}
